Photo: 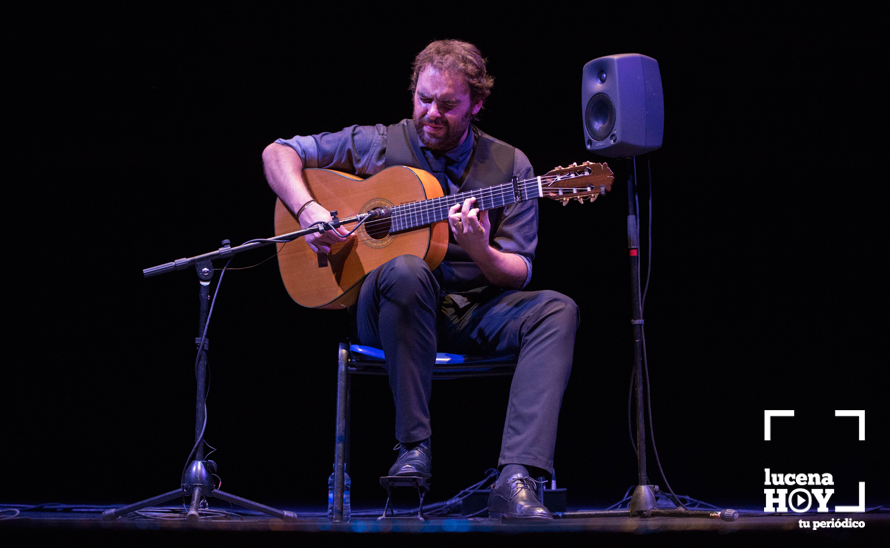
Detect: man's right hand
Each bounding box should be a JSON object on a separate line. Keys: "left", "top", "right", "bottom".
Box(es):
{"left": 299, "top": 200, "right": 351, "bottom": 255}
{"left": 262, "top": 143, "right": 353, "bottom": 255}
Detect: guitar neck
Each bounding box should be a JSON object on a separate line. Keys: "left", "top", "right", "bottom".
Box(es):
{"left": 391, "top": 177, "right": 543, "bottom": 233}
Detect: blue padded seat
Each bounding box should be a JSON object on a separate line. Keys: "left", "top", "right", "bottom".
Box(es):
{"left": 348, "top": 344, "right": 518, "bottom": 377}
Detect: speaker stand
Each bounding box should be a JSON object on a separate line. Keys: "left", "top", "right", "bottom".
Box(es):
{"left": 564, "top": 157, "right": 737, "bottom": 521}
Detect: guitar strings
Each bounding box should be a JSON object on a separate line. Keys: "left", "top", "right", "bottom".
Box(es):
{"left": 362, "top": 178, "right": 542, "bottom": 230}
{"left": 360, "top": 179, "right": 589, "bottom": 234}
{"left": 355, "top": 174, "right": 602, "bottom": 235}
{"left": 359, "top": 180, "right": 523, "bottom": 235}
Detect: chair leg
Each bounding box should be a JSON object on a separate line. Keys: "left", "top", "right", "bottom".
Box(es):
{"left": 332, "top": 342, "right": 350, "bottom": 522}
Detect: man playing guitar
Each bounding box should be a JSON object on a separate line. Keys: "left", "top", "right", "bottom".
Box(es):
{"left": 263, "top": 39, "right": 579, "bottom": 520}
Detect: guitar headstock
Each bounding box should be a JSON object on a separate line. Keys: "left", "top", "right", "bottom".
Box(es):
{"left": 542, "top": 161, "right": 614, "bottom": 205}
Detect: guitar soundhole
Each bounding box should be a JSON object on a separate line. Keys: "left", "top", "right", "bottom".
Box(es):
{"left": 358, "top": 199, "right": 395, "bottom": 248}
{"left": 364, "top": 218, "right": 392, "bottom": 240}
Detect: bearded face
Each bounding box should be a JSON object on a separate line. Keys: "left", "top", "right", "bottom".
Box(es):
{"left": 412, "top": 67, "right": 482, "bottom": 151}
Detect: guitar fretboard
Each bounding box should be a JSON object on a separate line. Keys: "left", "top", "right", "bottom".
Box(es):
{"left": 390, "top": 179, "right": 543, "bottom": 233}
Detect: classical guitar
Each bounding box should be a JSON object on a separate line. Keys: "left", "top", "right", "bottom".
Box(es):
{"left": 274, "top": 162, "right": 613, "bottom": 309}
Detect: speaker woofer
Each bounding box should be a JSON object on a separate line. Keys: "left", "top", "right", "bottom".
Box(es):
{"left": 584, "top": 93, "right": 615, "bottom": 142}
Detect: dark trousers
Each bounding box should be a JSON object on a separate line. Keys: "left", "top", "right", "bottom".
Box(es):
{"left": 355, "top": 255, "right": 579, "bottom": 473}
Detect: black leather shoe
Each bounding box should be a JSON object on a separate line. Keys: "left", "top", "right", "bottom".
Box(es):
{"left": 387, "top": 438, "right": 432, "bottom": 478}
{"left": 488, "top": 473, "right": 553, "bottom": 520}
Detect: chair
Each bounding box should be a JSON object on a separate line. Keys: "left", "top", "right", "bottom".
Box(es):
{"left": 330, "top": 342, "right": 518, "bottom": 521}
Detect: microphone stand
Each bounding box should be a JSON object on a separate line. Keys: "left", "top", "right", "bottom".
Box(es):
{"left": 564, "top": 157, "right": 737, "bottom": 521}
{"left": 103, "top": 212, "right": 361, "bottom": 522}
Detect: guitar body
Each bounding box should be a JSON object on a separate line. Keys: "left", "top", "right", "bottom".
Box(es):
{"left": 274, "top": 166, "right": 448, "bottom": 309}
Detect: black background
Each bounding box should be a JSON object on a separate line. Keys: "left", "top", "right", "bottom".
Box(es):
{"left": 4, "top": 5, "right": 887, "bottom": 512}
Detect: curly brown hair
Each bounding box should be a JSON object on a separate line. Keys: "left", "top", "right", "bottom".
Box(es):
{"left": 410, "top": 40, "right": 495, "bottom": 110}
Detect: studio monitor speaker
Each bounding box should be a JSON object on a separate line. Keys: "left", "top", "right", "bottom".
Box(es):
{"left": 582, "top": 54, "right": 664, "bottom": 158}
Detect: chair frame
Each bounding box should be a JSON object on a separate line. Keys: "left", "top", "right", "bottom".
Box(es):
{"left": 330, "top": 341, "right": 517, "bottom": 521}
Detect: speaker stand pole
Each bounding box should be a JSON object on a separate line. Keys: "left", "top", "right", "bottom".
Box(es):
{"left": 565, "top": 157, "right": 737, "bottom": 520}
{"left": 625, "top": 156, "right": 657, "bottom": 515}
{"left": 623, "top": 157, "right": 736, "bottom": 518}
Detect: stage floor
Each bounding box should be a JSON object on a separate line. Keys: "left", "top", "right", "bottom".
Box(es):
{"left": 2, "top": 503, "right": 887, "bottom": 547}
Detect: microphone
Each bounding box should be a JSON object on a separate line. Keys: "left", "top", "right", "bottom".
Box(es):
{"left": 363, "top": 207, "right": 392, "bottom": 220}
{"left": 337, "top": 207, "right": 393, "bottom": 226}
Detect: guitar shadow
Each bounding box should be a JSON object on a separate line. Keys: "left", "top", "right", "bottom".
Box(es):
{"left": 328, "top": 237, "right": 360, "bottom": 286}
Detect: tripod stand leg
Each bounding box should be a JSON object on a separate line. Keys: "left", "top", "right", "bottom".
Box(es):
{"left": 212, "top": 490, "right": 297, "bottom": 521}
{"left": 183, "top": 458, "right": 298, "bottom": 520}
{"left": 101, "top": 489, "right": 183, "bottom": 520}
{"left": 187, "top": 486, "right": 203, "bottom": 522}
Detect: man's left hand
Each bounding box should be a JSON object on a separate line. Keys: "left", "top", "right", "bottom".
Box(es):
{"left": 447, "top": 196, "right": 528, "bottom": 289}
{"left": 448, "top": 197, "right": 490, "bottom": 256}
